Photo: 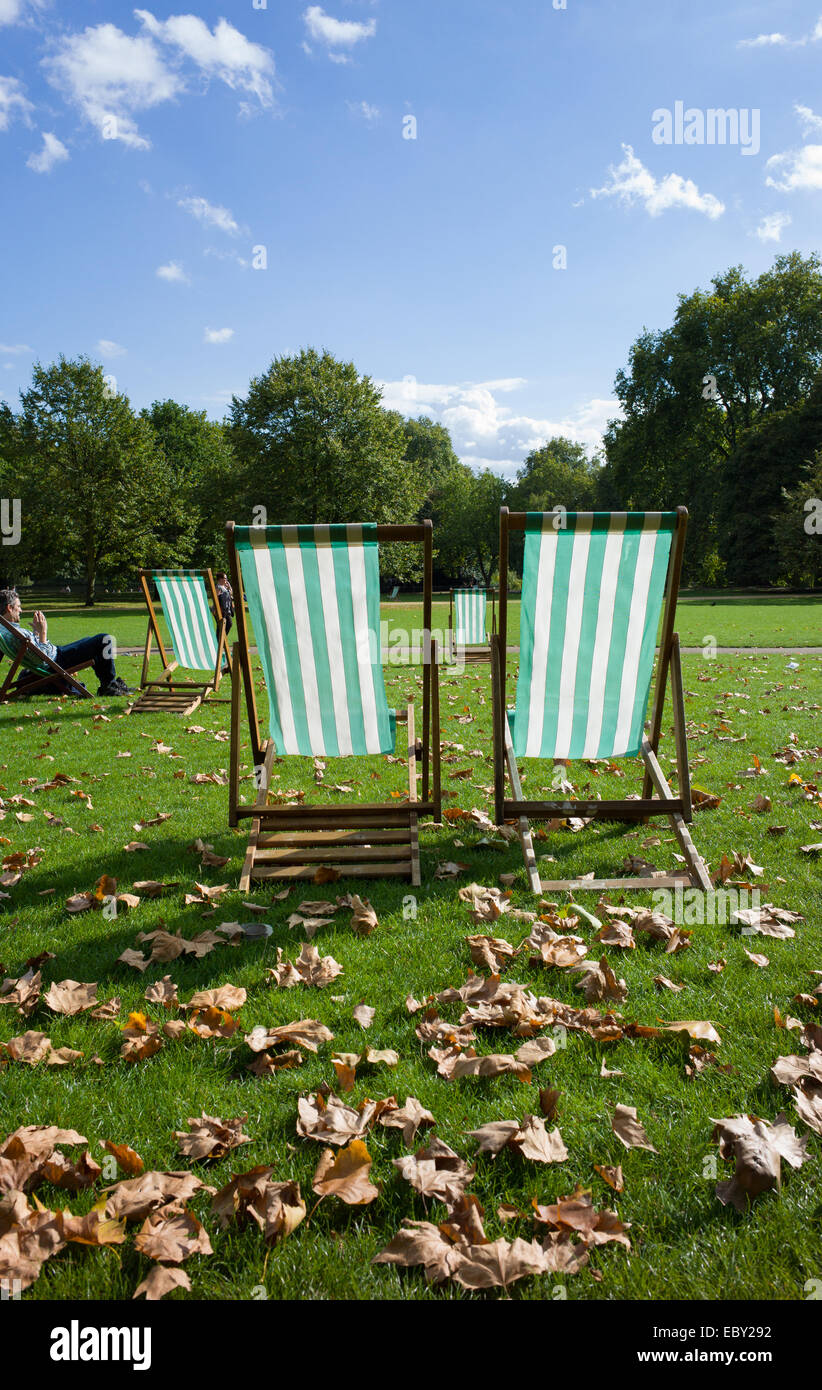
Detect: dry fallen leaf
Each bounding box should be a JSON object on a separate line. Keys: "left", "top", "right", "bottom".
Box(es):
{"left": 211, "top": 1167, "right": 306, "bottom": 1245}
{"left": 378, "top": 1096, "right": 435, "bottom": 1147}
{"left": 612, "top": 1104, "right": 658, "bottom": 1153}
{"left": 42, "top": 979, "right": 98, "bottom": 1016}
{"left": 468, "top": 1114, "right": 568, "bottom": 1165}
{"left": 135, "top": 1207, "right": 213, "bottom": 1263}
{"left": 312, "top": 1140, "right": 379, "bottom": 1205}
{"left": 133, "top": 1266, "right": 192, "bottom": 1300}
{"left": 393, "top": 1137, "right": 475, "bottom": 1204}
{"left": 174, "top": 1114, "right": 252, "bottom": 1162}
{"left": 712, "top": 1112, "right": 809, "bottom": 1212}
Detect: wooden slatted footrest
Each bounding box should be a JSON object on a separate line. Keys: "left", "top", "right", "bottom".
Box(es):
{"left": 244, "top": 818, "right": 417, "bottom": 884}
{"left": 127, "top": 689, "right": 207, "bottom": 717}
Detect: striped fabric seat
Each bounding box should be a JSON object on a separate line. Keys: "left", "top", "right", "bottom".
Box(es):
{"left": 454, "top": 589, "right": 487, "bottom": 646}
{"left": 152, "top": 572, "right": 219, "bottom": 673}
{"left": 512, "top": 511, "right": 676, "bottom": 761}
{"left": 233, "top": 524, "right": 396, "bottom": 758}
{"left": 0, "top": 623, "right": 50, "bottom": 675}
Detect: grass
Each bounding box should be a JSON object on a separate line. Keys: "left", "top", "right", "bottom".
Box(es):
{"left": 17, "top": 591, "right": 822, "bottom": 656}
{"left": 1, "top": 641, "right": 821, "bottom": 1302}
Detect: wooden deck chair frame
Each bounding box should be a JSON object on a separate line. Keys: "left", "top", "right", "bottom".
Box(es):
{"left": 0, "top": 612, "right": 94, "bottom": 701}
{"left": 129, "top": 568, "right": 231, "bottom": 717}
{"left": 448, "top": 587, "right": 496, "bottom": 664}
{"left": 226, "top": 520, "right": 442, "bottom": 890}
{"left": 492, "top": 506, "right": 711, "bottom": 894}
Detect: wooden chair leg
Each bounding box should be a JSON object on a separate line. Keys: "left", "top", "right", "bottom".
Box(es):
{"left": 642, "top": 739, "right": 711, "bottom": 891}
{"left": 407, "top": 699, "right": 421, "bottom": 887}
{"left": 502, "top": 713, "right": 541, "bottom": 893}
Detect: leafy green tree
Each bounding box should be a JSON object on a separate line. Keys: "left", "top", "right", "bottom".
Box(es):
{"left": 509, "top": 437, "right": 598, "bottom": 512}
{"left": 772, "top": 449, "right": 822, "bottom": 589}
{"left": 601, "top": 252, "right": 822, "bottom": 580}
{"left": 18, "top": 357, "right": 190, "bottom": 604}
{"left": 432, "top": 465, "right": 507, "bottom": 585}
{"left": 142, "top": 400, "right": 238, "bottom": 568}
{"left": 717, "top": 373, "right": 822, "bottom": 584}
{"left": 229, "top": 349, "right": 424, "bottom": 528}
{"left": 388, "top": 413, "right": 461, "bottom": 518}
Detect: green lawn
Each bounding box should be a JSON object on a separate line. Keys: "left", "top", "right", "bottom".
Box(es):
{"left": 1, "top": 643, "right": 821, "bottom": 1302}
{"left": 16, "top": 591, "right": 821, "bottom": 657}
{"left": 386, "top": 593, "right": 822, "bottom": 650}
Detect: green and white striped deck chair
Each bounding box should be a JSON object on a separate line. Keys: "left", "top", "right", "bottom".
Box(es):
{"left": 130, "top": 568, "right": 229, "bottom": 716}
{"left": 492, "top": 507, "right": 710, "bottom": 894}
{"left": 226, "top": 521, "right": 441, "bottom": 889}
{"left": 0, "top": 612, "right": 93, "bottom": 701}
{"left": 450, "top": 588, "right": 495, "bottom": 662}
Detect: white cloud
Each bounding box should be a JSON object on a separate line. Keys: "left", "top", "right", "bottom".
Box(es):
{"left": 204, "top": 327, "right": 234, "bottom": 344}
{"left": 303, "top": 6, "right": 376, "bottom": 53}
{"left": 376, "top": 376, "right": 618, "bottom": 470}
{"left": 44, "top": 13, "right": 275, "bottom": 148}
{"left": 135, "top": 11, "right": 275, "bottom": 108}
{"left": 765, "top": 104, "right": 822, "bottom": 192}
{"left": 26, "top": 131, "right": 69, "bottom": 173}
{"left": 738, "top": 14, "right": 822, "bottom": 47}
{"left": 795, "top": 103, "right": 822, "bottom": 137}
{"left": 347, "top": 99, "right": 380, "bottom": 121}
{"left": 96, "top": 339, "right": 127, "bottom": 356}
{"left": 178, "top": 194, "right": 240, "bottom": 235}
{"left": 156, "top": 260, "right": 189, "bottom": 282}
{"left": 738, "top": 32, "right": 791, "bottom": 47}
{"left": 753, "top": 211, "right": 791, "bottom": 242}
{"left": 44, "top": 23, "right": 180, "bottom": 149}
{"left": 0, "top": 75, "right": 33, "bottom": 131}
{"left": 0, "top": 0, "right": 23, "bottom": 25}
{"left": 590, "top": 144, "right": 725, "bottom": 219}
{"left": 0, "top": 342, "right": 32, "bottom": 353}
{"left": 766, "top": 144, "right": 822, "bottom": 192}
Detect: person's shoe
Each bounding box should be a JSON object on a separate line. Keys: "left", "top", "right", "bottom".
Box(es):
{"left": 97, "top": 677, "right": 133, "bottom": 696}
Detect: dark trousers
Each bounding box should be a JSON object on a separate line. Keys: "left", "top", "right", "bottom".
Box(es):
{"left": 57, "top": 634, "right": 117, "bottom": 686}
{"left": 17, "top": 633, "right": 116, "bottom": 694}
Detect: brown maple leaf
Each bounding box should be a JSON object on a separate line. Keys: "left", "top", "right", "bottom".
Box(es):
{"left": 135, "top": 1207, "right": 213, "bottom": 1263}
{"left": 611, "top": 1104, "right": 658, "bottom": 1153}
{"left": 174, "top": 1113, "right": 252, "bottom": 1161}
{"left": 312, "top": 1140, "right": 379, "bottom": 1205}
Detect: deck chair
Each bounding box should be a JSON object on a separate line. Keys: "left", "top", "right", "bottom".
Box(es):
{"left": 492, "top": 507, "right": 711, "bottom": 894}
{"left": 449, "top": 587, "right": 496, "bottom": 663}
{"left": 226, "top": 520, "right": 441, "bottom": 889}
{"left": 0, "top": 612, "right": 93, "bottom": 701}
{"left": 128, "top": 569, "right": 230, "bottom": 717}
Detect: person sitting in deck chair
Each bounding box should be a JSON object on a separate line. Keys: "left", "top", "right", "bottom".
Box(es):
{"left": 0, "top": 589, "right": 132, "bottom": 696}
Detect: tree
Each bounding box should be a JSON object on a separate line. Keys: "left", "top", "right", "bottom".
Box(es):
{"left": 772, "top": 449, "right": 822, "bottom": 589}
{"left": 142, "top": 400, "right": 238, "bottom": 569}
{"left": 509, "top": 437, "right": 598, "bottom": 512}
{"left": 432, "top": 465, "right": 507, "bottom": 585}
{"left": 229, "top": 349, "right": 424, "bottom": 528}
{"left": 717, "top": 373, "right": 822, "bottom": 584}
{"left": 18, "top": 357, "right": 189, "bottom": 604}
{"left": 600, "top": 252, "right": 822, "bottom": 580}
{"left": 389, "top": 413, "right": 461, "bottom": 518}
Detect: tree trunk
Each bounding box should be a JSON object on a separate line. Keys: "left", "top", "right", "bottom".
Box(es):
{"left": 85, "top": 547, "right": 96, "bottom": 607}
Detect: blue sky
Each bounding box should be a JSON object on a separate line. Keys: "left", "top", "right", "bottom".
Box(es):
{"left": 1, "top": 0, "right": 821, "bottom": 474}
